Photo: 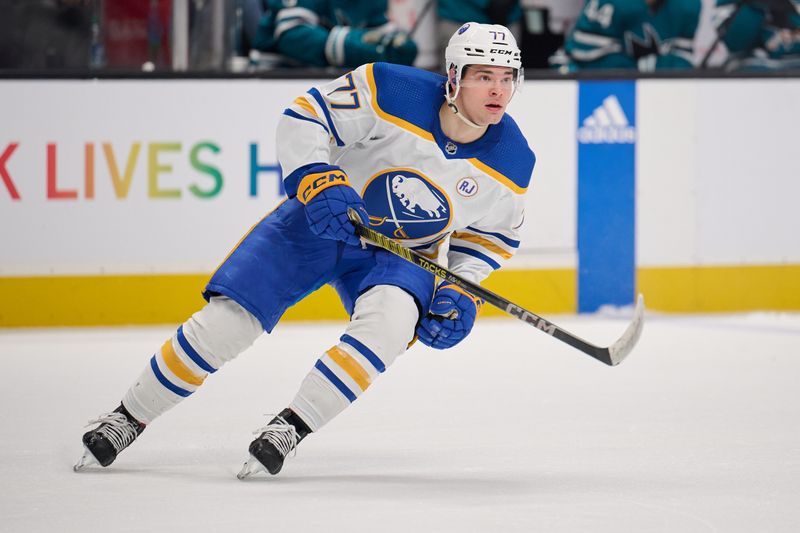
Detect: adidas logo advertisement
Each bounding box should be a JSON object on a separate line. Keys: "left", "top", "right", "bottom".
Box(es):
{"left": 577, "top": 81, "right": 637, "bottom": 313}
{"left": 577, "top": 95, "right": 636, "bottom": 144}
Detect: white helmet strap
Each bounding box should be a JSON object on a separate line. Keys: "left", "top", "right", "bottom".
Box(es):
{"left": 445, "top": 70, "right": 482, "bottom": 129}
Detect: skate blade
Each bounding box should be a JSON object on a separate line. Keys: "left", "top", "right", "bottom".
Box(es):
{"left": 73, "top": 448, "right": 99, "bottom": 472}
{"left": 237, "top": 455, "right": 267, "bottom": 480}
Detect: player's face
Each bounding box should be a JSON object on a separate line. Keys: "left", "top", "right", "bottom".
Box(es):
{"left": 456, "top": 66, "right": 515, "bottom": 126}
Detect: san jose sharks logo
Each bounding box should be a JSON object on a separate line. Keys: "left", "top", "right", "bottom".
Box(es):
{"left": 625, "top": 23, "right": 662, "bottom": 61}
{"left": 361, "top": 168, "right": 452, "bottom": 240}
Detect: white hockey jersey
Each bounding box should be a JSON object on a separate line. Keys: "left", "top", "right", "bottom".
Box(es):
{"left": 278, "top": 62, "right": 536, "bottom": 284}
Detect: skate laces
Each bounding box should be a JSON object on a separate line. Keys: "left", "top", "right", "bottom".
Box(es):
{"left": 86, "top": 412, "right": 139, "bottom": 452}
{"left": 252, "top": 415, "right": 299, "bottom": 459}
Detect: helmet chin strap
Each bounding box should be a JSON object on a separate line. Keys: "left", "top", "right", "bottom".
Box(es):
{"left": 447, "top": 101, "right": 482, "bottom": 129}
{"left": 445, "top": 83, "right": 483, "bottom": 129}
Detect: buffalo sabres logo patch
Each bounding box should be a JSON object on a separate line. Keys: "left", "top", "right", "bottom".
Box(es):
{"left": 361, "top": 168, "right": 452, "bottom": 239}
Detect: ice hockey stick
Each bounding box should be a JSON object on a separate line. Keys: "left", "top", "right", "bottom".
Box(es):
{"left": 347, "top": 208, "right": 645, "bottom": 366}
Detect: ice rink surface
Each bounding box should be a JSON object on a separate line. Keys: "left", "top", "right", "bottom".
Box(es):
{"left": 1, "top": 311, "right": 799, "bottom": 532}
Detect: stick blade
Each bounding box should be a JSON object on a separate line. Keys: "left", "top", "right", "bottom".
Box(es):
{"left": 607, "top": 294, "right": 645, "bottom": 366}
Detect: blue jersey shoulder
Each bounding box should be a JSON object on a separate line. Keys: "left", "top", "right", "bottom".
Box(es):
{"left": 371, "top": 62, "right": 445, "bottom": 132}
{"left": 482, "top": 115, "right": 536, "bottom": 191}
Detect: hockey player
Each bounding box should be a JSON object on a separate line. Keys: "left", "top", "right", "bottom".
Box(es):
{"left": 252, "top": 0, "right": 417, "bottom": 68}
{"left": 712, "top": 0, "right": 799, "bottom": 70}
{"left": 551, "top": 0, "right": 701, "bottom": 71}
{"left": 74, "top": 22, "right": 535, "bottom": 478}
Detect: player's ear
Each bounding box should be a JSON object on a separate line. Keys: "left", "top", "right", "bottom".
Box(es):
{"left": 448, "top": 64, "right": 458, "bottom": 90}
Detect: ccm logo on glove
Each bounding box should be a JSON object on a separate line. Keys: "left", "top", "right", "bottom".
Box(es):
{"left": 299, "top": 166, "right": 368, "bottom": 247}
{"left": 298, "top": 171, "right": 350, "bottom": 204}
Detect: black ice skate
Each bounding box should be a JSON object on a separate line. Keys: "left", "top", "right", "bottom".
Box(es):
{"left": 74, "top": 404, "right": 146, "bottom": 471}
{"left": 237, "top": 409, "right": 311, "bottom": 479}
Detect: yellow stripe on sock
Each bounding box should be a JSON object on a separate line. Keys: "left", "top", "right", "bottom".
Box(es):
{"left": 326, "top": 346, "right": 371, "bottom": 391}
{"left": 162, "top": 339, "right": 206, "bottom": 386}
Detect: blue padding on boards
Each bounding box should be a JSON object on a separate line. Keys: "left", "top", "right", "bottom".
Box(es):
{"left": 577, "top": 81, "right": 636, "bottom": 313}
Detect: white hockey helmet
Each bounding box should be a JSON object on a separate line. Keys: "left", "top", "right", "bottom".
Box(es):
{"left": 444, "top": 22, "right": 523, "bottom": 102}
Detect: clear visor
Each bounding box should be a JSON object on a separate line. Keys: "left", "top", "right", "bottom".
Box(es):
{"left": 457, "top": 68, "right": 519, "bottom": 90}
{"left": 458, "top": 76, "right": 516, "bottom": 89}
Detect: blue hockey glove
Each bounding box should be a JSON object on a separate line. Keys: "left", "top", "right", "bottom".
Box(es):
{"left": 298, "top": 167, "right": 367, "bottom": 246}
{"left": 416, "top": 283, "right": 484, "bottom": 350}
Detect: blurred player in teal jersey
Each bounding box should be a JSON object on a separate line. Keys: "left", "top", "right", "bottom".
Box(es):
{"left": 711, "top": 0, "right": 799, "bottom": 70}
{"left": 552, "top": 0, "right": 701, "bottom": 71}
{"left": 252, "top": 0, "right": 417, "bottom": 68}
